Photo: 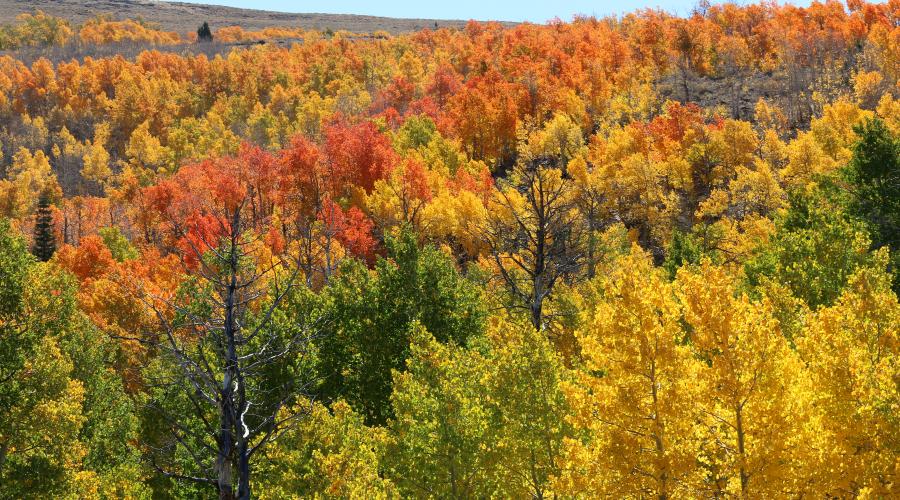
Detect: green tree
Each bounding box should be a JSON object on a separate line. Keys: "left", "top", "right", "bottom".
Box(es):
{"left": 197, "top": 21, "right": 213, "bottom": 42}
{"left": 98, "top": 226, "right": 138, "bottom": 262}
{"left": 0, "top": 220, "right": 82, "bottom": 497}
{"left": 31, "top": 189, "right": 55, "bottom": 262}
{"left": 844, "top": 117, "right": 900, "bottom": 292}
{"left": 387, "top": 326, "right": 497, "bottom": 498}
{"left": 663, "top": 228, "right": 713, "bottom": 278}
{"left": 0, "top": 219, "right": 146, "bottom": 498}
{"left": 745, "top": 190, "right": 873, "bottom": 309}
{"left": 256, "top": 401, "right": 397, "bottom": 499}
{"left": 317, "top": 230, "right": 487, "bottom": 425}
{"left": 387, "top": 317, "right": 571, "bottom": 498}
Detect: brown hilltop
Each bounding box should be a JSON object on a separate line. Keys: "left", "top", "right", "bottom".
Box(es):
{"left": 0, "top": 0, "right": 508, "bottom": 35}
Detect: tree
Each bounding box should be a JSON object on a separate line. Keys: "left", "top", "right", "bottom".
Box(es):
{"left": 256, "top": 401, "right": 397, "bottom": 499}
{"left": 677, "top": 261, "right": 821, "bottom": 497}
{"left": 317, "top": 230, "right": 486, "bottom": 425}
{"left": 483, "top": 314, "right": 571, "bottom": 499}
{"left": 0, "top": 220, "right": 80, "bottom": 497}
{"left": 485, "top": 160, "right": 583, "bottom": 331}
{"left": 387, "top": 316, "right": 570, "bottom": 498}
{"left": 32, "top": 189, "right": 56, "bottom": 262}
{"left": 197, "top": 22, "right": 213, "bottom": 42}
{"left": 796, "top": 253, "right": 900, "bottom": 496}
{"left": 387, "top": 325, "right": 498, "bottom": 498}
{"left": 137, "top": 149, "right": 317, "bottom": 499}
{"left": 559, "top": 247, "right": 704, "bottom": 497}
{"left": 0, "top": 219, "right": 146, "bottom": 498}
{"left": 744, "top": 190, "right": 873, "bottom": 309}
{"left": 844, "top": 117, "right": 900, "bottom": 292}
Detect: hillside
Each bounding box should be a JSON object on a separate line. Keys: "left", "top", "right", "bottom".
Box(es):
{"left": 0, "top": 0, "right": 481, "bottom": 35}
{"left": 0, "top": 1, "right": 898, "bottom": 498}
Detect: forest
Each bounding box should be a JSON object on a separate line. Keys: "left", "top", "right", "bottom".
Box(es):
{"left": 0, "top": 1, "right": 898, "bottom": 498}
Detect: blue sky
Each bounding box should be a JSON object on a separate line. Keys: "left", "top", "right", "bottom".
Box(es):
{"left": 174, "top": 0, "right": 813, "bottom": 23}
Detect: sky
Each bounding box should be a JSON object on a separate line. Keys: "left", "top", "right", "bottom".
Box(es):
{"left": 173, "top": 0, "right": 813, "bottom": 23}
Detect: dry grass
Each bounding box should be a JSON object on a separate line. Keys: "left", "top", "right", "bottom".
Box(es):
{"left": 0, "top": 0, "right": 498, "bottom": 36}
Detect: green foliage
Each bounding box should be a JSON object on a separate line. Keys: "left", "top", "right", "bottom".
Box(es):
{"left": 663, "top": 228, "right": 706, "bottom": 278}
{"left": 98, "top": 226, "right": 138, "bottom": 262}
{"left": 844, "top": 117, "right": 900, "bottom": 292}
{"left": 37, "top": 265, "right": 148, "bottom": 498}
{"left": 394, "top": 115, "right": 437, "bottom": 151}
{"left": 257, "top": 401, "right": 397, "bottom": 499}
{"left": 31, "top": 190, "right": 56, "bottom": 262}
{"left": 0, "top": 219, "right": 146, "bottom": 498}
{"left": 387, "top": 318, "right": 571, "bottom": 498}
{"left": 0, "top": 220, "right": 74, "bottom": 498}
{"left": 317, "top": 229, "right": 487, "bottom": 425}
{"left": 387, "top": 326, "right": 497, "bottom": 498}
{"left": 745, "top": 190, "right": 873, "bottom": 309}
{"left": 0, "top": 220, "right": 32, "bottom": 319}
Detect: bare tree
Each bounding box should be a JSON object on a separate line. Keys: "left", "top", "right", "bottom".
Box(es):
{"left": 484, "top": 158, "right": 585, "bottom": 331}
{"left": 121, "top": 160, "right": 321, "bottom": 499}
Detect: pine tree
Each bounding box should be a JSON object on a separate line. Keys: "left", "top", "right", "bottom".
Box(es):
{"left": 32, "top": 190, "right": 56, "bottom": 262}
{"left": 844, "top": 117, "right": 900, "bottom": 292}
{"left": 197, "top": 21, "right": 213, "bottom": 42}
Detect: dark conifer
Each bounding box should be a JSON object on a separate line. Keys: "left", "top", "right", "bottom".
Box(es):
{"left": 32, "top": 190, "right": 56, "bottom": 262}
{"left": 197, "top": 21, "right": 213, "bottom": 42}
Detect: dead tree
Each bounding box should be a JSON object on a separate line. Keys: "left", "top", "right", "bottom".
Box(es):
{"left": 485, "top": 157, "right": 584, "bottom": 331}
{"left": 123, "top": 157, "right": 320, "bottom": 499}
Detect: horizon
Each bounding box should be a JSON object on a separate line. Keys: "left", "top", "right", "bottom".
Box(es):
{"left": 169, "top": 0, "right": 817, "bottom": 23}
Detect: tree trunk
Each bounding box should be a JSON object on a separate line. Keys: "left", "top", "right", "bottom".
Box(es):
{"left": 0, "top": 442, "right": 8, "bottom": 482}
{"left": 218, "top": 210, "right": 242, "bottom": 500}
{"left": 650, "top": 361, "right": 668, "bottom": 500}
{"left": 237, "top": 438, "right": 251, "bottom": 500}
{"left": 735, "top": 406, "right": 749, "bottom": 495}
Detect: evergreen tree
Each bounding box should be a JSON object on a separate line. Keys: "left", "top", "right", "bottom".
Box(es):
{"left": 32, "top": 190, "right": 56, "bottom": 262}
{"left": 844, "top": 117, "right": 900, "bottom": 292}
{"left": 196, "top": 21, "right": 213, "bottom": 42}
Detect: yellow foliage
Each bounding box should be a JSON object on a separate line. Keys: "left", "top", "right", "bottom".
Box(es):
{"left": 82, "top": 122, "right": 112, "bottom": 184}
{"left": 258, "top": 401, "right": 397, "bottom": 499}
{"left": 810, "top": 97, "right": 873, "bottom": 164}
{"left": 782, "top": 131, "right": 834, "bottom": 188}
{"left": 0, "top": 148, "right": 60, "bottom": 217}
{"left": 854, "top": 70, "right": 884, "bottom": 106}
{"left": 558, "top": 247, "right": 704, "bottom": 497}
{"left": 677, "top": 262, "right": 824, "bottom": 497}
{"left": 125, "top": 120, "right": 173, "bottom": 176}
{"left": 796, "top": 256, "right": 900, "bottom": 496}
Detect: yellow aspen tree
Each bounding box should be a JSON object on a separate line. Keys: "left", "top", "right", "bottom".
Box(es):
{"left": 558, "top": 246, "right": 704, "bottom": 498}
{"left": 125, "top": 120, "right": 173, "bottom": 177}
{"left": 0, "top": 148, "right": 60, "bottom": 217}
{"left": 796, "top": 252, "right": 900, "bottom": 497}
{"left": 677, "top": 261, "right": 821, "bottom": 497}
{"left": 781, "top": 131, "right": 834, "bottom": 189}
{"left": 81, "top": 122, "right": 112, "bottom": 186}
{"left": 809, "top": 97, "right": 873, "bottom": 165}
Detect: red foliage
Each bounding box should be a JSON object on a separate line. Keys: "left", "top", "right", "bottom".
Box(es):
{"left": 647, "top": 101, "right": 705, "bottom": 144}
{"left": 177, "top": 212, "right": 228, "bottom": 269}
{"left": 449, "top": 166, "right": 494, "bottom": 204}
{"left": 401, "top": 159, "right": 432, "bottom": 203}
{"left": 374, "top": 75, "right": 417, "bottom": 114}
{"left": 55, "top": 235, "right": 115, "bottom": 282}
{"left": 323, "top": 120, "right": 397, "bottom": 193}
{"left": 319, "top": 198, "right": 377, "bottom": 264}
{"left": 426, "top": 64, "right": 462, "bottom": 106}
